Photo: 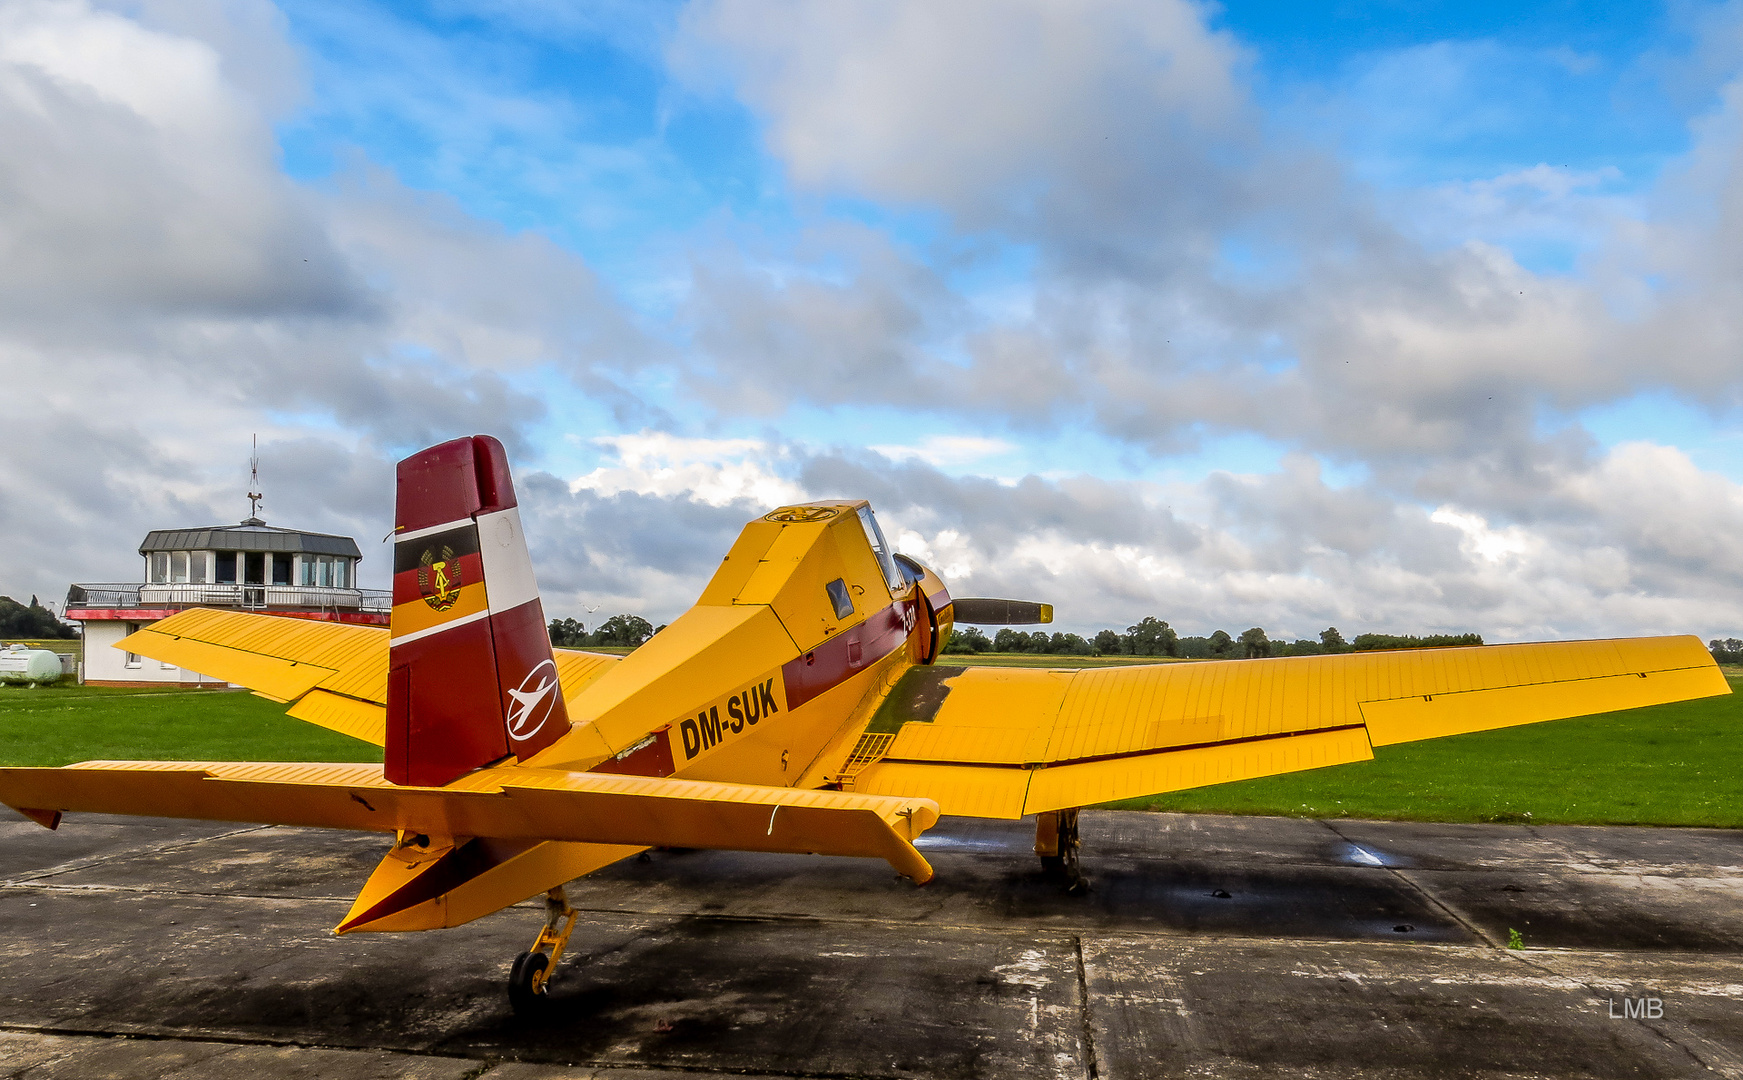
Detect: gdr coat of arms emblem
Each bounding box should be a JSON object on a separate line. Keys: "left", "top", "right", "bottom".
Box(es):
{"left": 416, "top": 545, "right": 462, "bottom": 611}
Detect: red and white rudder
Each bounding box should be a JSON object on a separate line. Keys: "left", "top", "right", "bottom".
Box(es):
{"left": 387, "top": 435, "right": 568, "bottom": 786}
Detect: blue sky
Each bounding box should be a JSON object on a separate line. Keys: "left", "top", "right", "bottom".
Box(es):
{"left": 263, "top": 0, "right": 1743, "bottom": 483}
{"left": 4, "top": 0, "right": 1743, "bottom": 639}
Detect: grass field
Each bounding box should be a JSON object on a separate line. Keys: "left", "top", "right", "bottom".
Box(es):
{"left": 1, "top": 664, "right": 1737, "bottom": 828}
{"left": 1110, "top": 673, "right": 1743, "bottom": 828}
{"left": 0, "top": 683, "right": 379, "bottom": 767}
{"left": 3, "top": 639, "right": 81, "bottom": 656}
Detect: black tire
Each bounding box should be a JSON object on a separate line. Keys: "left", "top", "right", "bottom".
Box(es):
{"left": 508, "top": 950, "right": 550, "bottom": 1016}
{"left": 1041, "top": 813, "right": 1089, "bottom": 893}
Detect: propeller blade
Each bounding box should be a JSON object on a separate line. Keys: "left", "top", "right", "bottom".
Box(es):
{"left": 950, "top": 598, "right": 1053, "bottom": 625}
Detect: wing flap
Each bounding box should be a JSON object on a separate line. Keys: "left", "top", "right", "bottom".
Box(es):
{"left": 0, "top": 762, "right": 940, "bottom": 882}
{"left": 1022, "top": 725, "right": 1374, "bottom": 814}
{"left": 285, "top": 690, "right": 387, "bottom": 745}
{"left": 851, "top": 761, "right": 1030, "bottom": 818}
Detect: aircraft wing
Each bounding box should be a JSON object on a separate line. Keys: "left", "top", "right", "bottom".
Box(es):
{"left": 849, "top": 635, "right": 1729, "bottom": 818}
{"left": 116, "top": 608, "right": 619, "bottom": 746}
{"left": 0, "top": 761, "right": 941, "bottom": 883}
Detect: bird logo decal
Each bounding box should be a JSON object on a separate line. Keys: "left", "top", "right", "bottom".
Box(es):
{"left": 506, "top": 659, "right": 559, "bottom": 741}
{"left": 416, "top": 545, "right": 462, "bottom": 611}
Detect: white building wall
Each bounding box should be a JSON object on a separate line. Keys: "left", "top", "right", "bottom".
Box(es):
{"left": 80, "top": 619, "right": 222, "bottom": 685}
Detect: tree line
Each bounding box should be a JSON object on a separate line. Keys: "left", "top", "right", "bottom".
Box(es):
{"left": 945, "top": 618, "right": 1484, "bottom": 657}
{"left": 0, "top": 596, "right": 77, "bottom": 640}
{"left": 548, "top": 615, "right": 660, "bottom": 649}
{"left": 550, "top": 612, "right": 1743, "bottom": 665}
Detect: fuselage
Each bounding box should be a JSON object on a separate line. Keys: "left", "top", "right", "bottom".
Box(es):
{"left": 522, "top": 501, "right": 953, "bottom": 790}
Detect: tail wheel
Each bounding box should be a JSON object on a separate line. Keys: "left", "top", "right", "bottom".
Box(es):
{"left": 508, "top": 950, "right": 550, "bottom": 1016}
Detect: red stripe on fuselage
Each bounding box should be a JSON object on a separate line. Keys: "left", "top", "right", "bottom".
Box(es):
{"left": 781, "top": 594, "right": 918, "bottom": 711}
{"left": 591, "top": 727, "right": 677, "bottom": 777}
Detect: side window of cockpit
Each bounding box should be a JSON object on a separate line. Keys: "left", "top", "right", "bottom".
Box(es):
{"left": 825, "top": 577, "right": 855, "bottom": 620}
{"left": 857, "top": 507, "right": 908, "bottom": 596}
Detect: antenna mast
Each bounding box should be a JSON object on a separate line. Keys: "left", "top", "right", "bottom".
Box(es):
{"left": 246, "top": 435, "right": 263, "bottom": 522}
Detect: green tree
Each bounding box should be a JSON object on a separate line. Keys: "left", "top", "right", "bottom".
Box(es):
{"left": 1709, "top": 638, "right": 1743, "bottom": 664}
{"left": 547, "top": 617, "right": 588, "bottom": 647}
{"left": 1051, "top": 632, "right": 1090, "bottom": 654}
{"left": 1238, "top": 627, "right": 1271, "bottom": 659}
{"left": 0, "top": 595, "right": 76, "bottom": 639}
{"left": 945, "top": 627, "right": 991, "bottom": 653}
{"left": 1125, "top": 616, "right": 1178, "bottom": 657}
{"left": 593, "top": 614, "right": 655, "bottom": 648}
{"left": 1172, "top": 636, "right": 1203, "bottom": 658}
{"left": 1320, "top": 626, "right": 1347, "bottom": 652}
{"left": 1092, "top": 629, "right": 1122, "bottom": 655}
{"left": 1208, "top": 629, "right": 1234, "bottom": 658}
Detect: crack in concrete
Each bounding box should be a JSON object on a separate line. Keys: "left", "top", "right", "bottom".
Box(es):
{"left": 16, "top": 876, "right": 1743, "bottom": 965}
{"left": 0, "top": 1021, "right": 477, "bottom": 1061}
{"left": 1071, "top": 935, "right": 1100, "bottom": 1080}
{"left": 1317, "top": 818, "right": 1503, "bottom": 947}
{"left": 0, "top": 1023, "right": 944, "bottom": 1080}
{"left": 0, "top": 824, "right": 273, "bottom": 888}
{"left": 1503, "top": 951, "right": 1743, "bottom": 1080}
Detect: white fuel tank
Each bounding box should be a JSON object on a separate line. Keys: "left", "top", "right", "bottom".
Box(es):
{"left": 0, "top": 645, "right": 64, "bottom": 685}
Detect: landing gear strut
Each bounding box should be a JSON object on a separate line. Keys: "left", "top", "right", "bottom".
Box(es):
{"left": 1035, "top": 808, "right": 1089, "bottom": 894}
{"left": 509, "top": 886, "right": 578, "bottom": 1016}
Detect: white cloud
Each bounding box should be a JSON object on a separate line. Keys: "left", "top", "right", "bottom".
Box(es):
{"left": 569, "top": 432, "right": 806, "bottom": 508}
{"left": 867, "top": 435, "right": 1015, "bottom": 469}
{"left": 0, "top": 0, "right": 351, "bottom": 319}
{"left": 1429, "top": 508, "right": 1544, "bottom": 564}
{"left": 0, "top": 0, "right": 654, "bottom": 608}
{"left": 673, "top": 0, "right": 1248, "bottom": 215}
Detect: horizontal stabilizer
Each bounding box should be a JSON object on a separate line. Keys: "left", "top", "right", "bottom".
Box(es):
{"left": 0, "top": 762, "right": 940, "bottom": 883}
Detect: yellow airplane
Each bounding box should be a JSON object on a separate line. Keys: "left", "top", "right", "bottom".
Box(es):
{"left": 0, "top": 435, "right": 1729, "bottom": 1013}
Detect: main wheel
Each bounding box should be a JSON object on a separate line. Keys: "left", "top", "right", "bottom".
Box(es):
{"left": 508, "top": 950, "right": 550, "bottom": 1016}
{"left": 1039, "top": 810, "right": 1089, "bottom": 893}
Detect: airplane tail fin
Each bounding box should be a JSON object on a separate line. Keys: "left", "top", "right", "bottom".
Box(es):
{"left": 388, "top": 435, "right": 569, "bottom": 786}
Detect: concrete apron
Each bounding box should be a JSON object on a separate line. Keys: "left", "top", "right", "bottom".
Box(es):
{"left": 0, "top": 810, "right": 1739, "bottom": 1080}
